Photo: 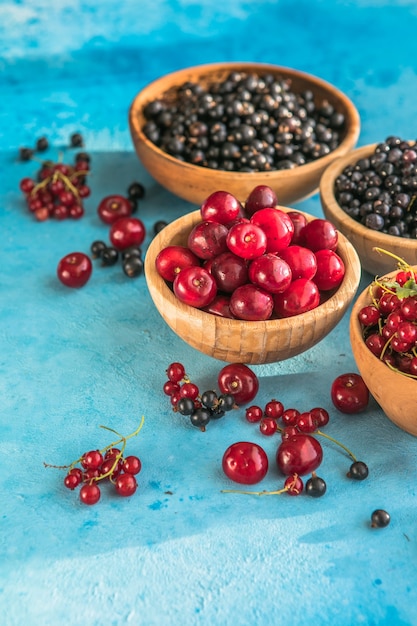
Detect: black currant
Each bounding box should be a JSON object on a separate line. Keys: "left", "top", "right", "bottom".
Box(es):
{"left": 129, "top": 198, "right": 138, "bottom": 214}
{"left": 305, "top": 475, "right": 327, "bottom": 498}
{"left": 210, "top": 407, "right": 225, "bottom": 420}
{"left": 36, "top": 137, "right": 49, "bottom": 152}
{"left": 101, "top": 247, "right": 119, "bottom": 266}
{"left": 19, "top": 147, "right": 33, "bottom": 161}
{"left": 154, "top": 220, "right": 168, "bottom": 234}
{"left": 176, "top": 397, "right": 195, "bottom": 416}
{"left": 122, "top": 246, "right": 142, "bottom": 261}
{"left": 201, "top": 390, "right": 218, "bottom": 409}
{"left": 371, "top": 509, "right": 390, "bottom": 528}
{"left": 75, "top": 151, "right": 91, "bottom": 163}
{"left": 90, "top": 240, "right": 107, "bottom": 259}
{"left": 218, "top": 393, "right": 236, "bottom": 411}
{"left": 70, "top": 132, "right": 84, "bottom": 148}
{"left": 347, "top": 461, "right": 369, "bottom": 481}
{"left": 190, "top": 408, "right": 211, "bottom": 429}
{"left": 128, "top": 181, "right": 145, "bottom": 200}
{"left": 122, "top": 256, "right": 144, "bottom": 278}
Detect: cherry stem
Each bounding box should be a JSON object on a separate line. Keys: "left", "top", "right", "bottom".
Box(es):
{"left": 315, "top": 429, "right": 357, "bottom": 462}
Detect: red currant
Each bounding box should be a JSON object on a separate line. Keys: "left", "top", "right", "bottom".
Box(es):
{"left": 80, "top": 483, "right": 101, "bottom": 505}
{"left": 122, "top": 455, "right": 142, "bottom": 475}
{"left": 115, "top": 473, "right": 138, "bottom": 496}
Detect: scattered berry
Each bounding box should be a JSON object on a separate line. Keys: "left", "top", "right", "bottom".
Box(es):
{"left": 370, "top": 509, "right": 391, "bottom": 528}
{"left": 57, "top": 252, "right": 92, "bottom": 288}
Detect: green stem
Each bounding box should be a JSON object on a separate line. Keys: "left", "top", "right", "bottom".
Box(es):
{"left": 315, "top": 429, "right": 357, "bottom": 462}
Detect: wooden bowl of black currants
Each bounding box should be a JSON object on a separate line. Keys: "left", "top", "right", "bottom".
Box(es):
{"left": 144, "top": 187, "right": 362, "bottom": 364}
{"left": 129, "top": 62, "right": 360, "bottom": 206}
{"left": 320, "top": 138, "right": 417, "bottom": 277}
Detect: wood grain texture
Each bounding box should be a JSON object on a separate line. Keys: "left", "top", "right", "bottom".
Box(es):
{"left": 350, "top": 269, "right": 417, "bottom": 436}
{"left": 144, "top": 207, "right": 361, "bottom": 364}
{"left": 320, "top": 143, "right": 417, "bottom": 276}
{"left": 129, "top": 62, "right": 360, "bottom": 206}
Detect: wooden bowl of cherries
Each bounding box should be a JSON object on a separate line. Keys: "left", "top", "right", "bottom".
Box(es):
{"left": 129, "top": 62, "right": 360, "bottom": 206}
{"left": 144, "top": 184, "right": 361, "bottom": 364}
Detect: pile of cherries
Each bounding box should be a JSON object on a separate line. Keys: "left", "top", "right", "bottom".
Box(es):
{"left": 45, "top": 419, "right": 144, "bottom": 505}
{"left": 357, "top": 253, "right": 417, "bottom": 378}
{"left": 156, "top": 185, "right": 345, "bottom": 321}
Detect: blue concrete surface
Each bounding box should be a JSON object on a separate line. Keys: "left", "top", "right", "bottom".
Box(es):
{"left": 1, "top": 1, "right": 417, "bottom": 625}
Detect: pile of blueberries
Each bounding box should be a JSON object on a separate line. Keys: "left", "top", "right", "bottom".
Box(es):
{"left": 142, "top": 70, "right": 346, "bottom": 173}
{"left": 334, "top": 136, "right": 417, "bottom": 238}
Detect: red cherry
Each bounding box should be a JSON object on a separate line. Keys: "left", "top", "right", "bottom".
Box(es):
{"left": 155, "top": 245, "right": 200, "bottom": 282}
{"left": 80, "top": 483, "right": 101, "bottom": 505}
{"left": 276, "top": 434, "right": 323, "bottom": 476}
{"left": 202, "top": 294, "right": 235, "bottom": 318}
{"left": 57, "top": 252, "right": 92, "bottom": 288}
{"left": 358, "top": 305, "right": 381, "bottom": 327}
{"left": 211, "top": 251, "right": 249, "bottom": 293}
{"left": 331, "top": 373, "right": 369, "bottom": 414}
{"left": 313, "top": 249, "right": 345, "bottom": 291}
{"left": 222, "top": 441, "right": 269, "bottom": 485}
{"left": 229, "top": 283, "right": 274, "bottom": 321}
{"left": 200, "top": 190, "right": 244, "bottom": 225}
{"left": 244, "top": 185, "right": 277, "bottom": 218}
{"left": 187, "top": 221, "right": 229, "bottom": 260}
{"left": 226, "top": 221, "right": 267, "bottom": 259}
{"left": 217, "top": 363, "right": 259, "bottom": 405}
{"left": 250, "top": 208, "right": 294, "bottom": 253}
{"left": 115, "top": 473, "right": 138, "bottom": 496}
{"left": 97, "top": 194, "right": 132, "bottom": 224}
{"left": 286, "top": 211, "right": 307, "bottom": 245}
{"left": 273, "top": 278, "right": 320, "bottom": 317}
{"left": 248, "top": 253, "right": 292, "bottom": 294}
{"left": 173, "top": 266, "right": 217, "bottom": 308}
{"left": 109, "top": 217, "right": 146, "bottom": 251}
{"left": 279, "top": 245, "right": 317, "bottom": 281}
{"left": 302, "top": 218, "right": 338, "bottom": 252}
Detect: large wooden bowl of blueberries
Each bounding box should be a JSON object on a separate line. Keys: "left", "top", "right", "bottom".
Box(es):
{"left": 320, "top": 138, "right": 417, "bottom": 277}
{"left": 350, "top": 264, "right": 417, "bottom": 436}
{"left": 144, "top": 185, "right": 361, "bottom": 364}
{"left": 129, "top": 62, "right": 360, "bottom": 206}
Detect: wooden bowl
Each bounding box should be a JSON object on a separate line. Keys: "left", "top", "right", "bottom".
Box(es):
{"left": 129, "top": 62, "right": 360, "bottom": 206}
{"left": 320, "top": 143, "right": 417, "bottom": 276}
{"left": 350, "top": 268, "right": 417, "bottom": 436}
{"left": 144, "top": 208, "right": 361, "bottom": 364}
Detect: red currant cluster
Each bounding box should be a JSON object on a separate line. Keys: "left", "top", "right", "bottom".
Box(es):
{"left": 156, "top": 185, "right": 346, "bottom": 321}
{"left": 45, "top": 418, "right": 144, "bottom": 505}
{"left": 358, "top": 250, "right": 417, "bottom": 378}
{"left": 163, "top": 361, "right": 240, "bottom": 430}
{"left": 19, "top": 152, "right": 91, "bottom": 222}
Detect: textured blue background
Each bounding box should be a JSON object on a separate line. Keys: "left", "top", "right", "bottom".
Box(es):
{"left": 1, "top": 1, "right": 417, "bottom": 625}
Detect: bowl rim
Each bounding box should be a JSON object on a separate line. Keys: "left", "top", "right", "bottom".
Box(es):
{"left": 320, "top": 141, "right": 417, "bottom": 253}
{"left": 144, "top": 205, "right": 361, "bottom": 332}
{"left": 129, "top": 61, "right": 361, "bottom": 179}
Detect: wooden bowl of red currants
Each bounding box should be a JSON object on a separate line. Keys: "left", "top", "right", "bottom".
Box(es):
{"left": 144, "top": 187, "right": 361, "bottom": 364}
{"left": 320, "top": 139, "right": 417, "bottom": 277}
{"left": 350, "top": 264, "right": 417, "bottom": 436}
{"left": 129, "top": 62, "right": 360, "bottom": 206}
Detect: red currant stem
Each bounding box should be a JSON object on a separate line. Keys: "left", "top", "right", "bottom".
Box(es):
{"left": 56, "top": 170, "right": 80, "bottom": 198}
{"left": 221, "top": 487, "right": 289, "bottom": 496}
{"left": 379, "top": 333, "right": 394, "bottom": 362}
{"left": 373, "top": 247, "right": 411, "bottom": 271}
{"left": 372, "top": 277, "right": 396, "bottom": 296}
{"left": 99, "top": 415, "right": 145, "bottom": 453}
{"left": 385, "top": 360, "right": 417, "bottom": 380}
{"left": 315, "top": 429, "right": 357, "bottom": 462}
